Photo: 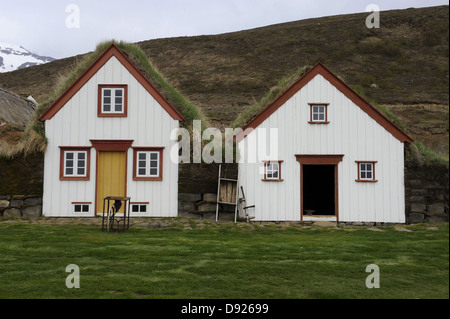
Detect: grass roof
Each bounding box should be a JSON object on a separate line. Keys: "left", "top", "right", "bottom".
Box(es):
{"left": 231, "top": 65, "right": 312, "bottom": 129}
{"left": 231, "top": 63, "right": 448, "bottom": 166}
{"left": 9, "top": 40, "right": 206, "bottom": 158}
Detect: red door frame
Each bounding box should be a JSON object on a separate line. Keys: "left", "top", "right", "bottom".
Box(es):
{"left": 91, "top": 140, "right": 134, "bottom": 216}
{"left": 295, "top": 155, "right": 344, "bottom": 222}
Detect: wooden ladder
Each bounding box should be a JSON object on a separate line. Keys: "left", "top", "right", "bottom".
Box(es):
{"left": 215, "top": 164, "right": 239, "bottom": 223}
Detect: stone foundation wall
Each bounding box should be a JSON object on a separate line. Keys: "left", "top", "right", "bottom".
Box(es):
{"left": 405, "top": 164, "right": 449, "bottom": 224}
{"left": 178, "top": 193, "right": 236, "bottom": 221}
{"left": 0, "top": 195, "right": 42, "bottom": 218}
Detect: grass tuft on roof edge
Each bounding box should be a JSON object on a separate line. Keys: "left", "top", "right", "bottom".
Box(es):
{"left": 231, "top": 65, "right": 313, "bottom": 129}
{"left": 25, "top": 40, "right": 206, "bottom": 153}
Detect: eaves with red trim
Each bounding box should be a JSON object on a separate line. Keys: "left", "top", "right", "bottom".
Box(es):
{"left": 38, "top": 43, "right": 185, "bottom": 122}
{"left": 236, "top": 62, "right": 413, "bottom": 144}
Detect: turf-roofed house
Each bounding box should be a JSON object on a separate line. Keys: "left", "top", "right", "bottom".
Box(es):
{"left": 236, "top": 63, "right": 414, "bottom": 224}
{"left": 38, "top": 42, "right": 188, "bottom": 217}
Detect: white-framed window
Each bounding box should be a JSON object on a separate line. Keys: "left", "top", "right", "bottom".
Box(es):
{"left": 102, "top": 88, "right": 124, "bottom": 113}
{"left": 60, "top": 147, "right": 91, "bottom": 180}
{"left": 313, "top": 105, "right": 326, "bottom": 121}
{"left": 263, "top": 160, "right": 284, "bottom": 181}
{"left": 133, "top": 147, "right": 164, "bottom": 181}
{"left": 98, "top": 85, "right": 127, "bottom": 117}
{"left": 65, "top": 151, "right": 87, "bottom": 177}
{"left": 309, "top": 103, "right": 329, "bottom": 124}
{"left": 131, "top": 204, "right": 148, "bottom": 213}
{"left": 266, "top": 162, "right": 279, "bottom": 179}
{"left": 138, "top": 152, "right": 159, "bottom": 177}
{"left": 356, "top": 161, "right": 378, "bottom": 182}
{"left": 73, "top": 203, "right": 90, "bottom": 214}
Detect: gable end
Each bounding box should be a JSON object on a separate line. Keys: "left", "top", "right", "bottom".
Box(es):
{"left": 237, "top": 63, "right": 413, "bottom": 144}
{"left": 38, "top": 43, "right": 184, "bottom": 122}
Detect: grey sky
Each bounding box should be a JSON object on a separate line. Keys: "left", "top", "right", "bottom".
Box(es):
{"left": 0, "top": 0, "right": 448, "bottom": 59}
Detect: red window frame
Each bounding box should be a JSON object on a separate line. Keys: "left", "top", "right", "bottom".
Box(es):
{"left": 132, "top": 147, "right": 165, "bottom": 181}
{"left": 59, "top": 147, "right": 91, "bottom": 181}
{"left": 308, "top": 103, "right": 330, "bottom": 124}
{"left": 98, "top": 84, "right": 128, "bottom": 117}
{"left": 355, "top": 161, "right": 378, "bottom": 182}
{"left": 262, "top": 160, "right": 284, "bottom": 182}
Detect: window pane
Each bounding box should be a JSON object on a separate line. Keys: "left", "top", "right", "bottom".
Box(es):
{"left": 103, "top": 104, "right": 111, "bottom": 112}
{"left": 78, "top": 153, "right": 85, "bottom": 160}
{"left": 115, "top": 89, "right": 123, "bottom": 97}
{"left": 361, "top": 172, "right": 366, "bottom": 179}
{"left": 313, "top": 106, "right": 319, "bottom": 113}
{"left": 150, "top": 161, "right": 158, "bottom": 168}
{"left": 74, "top": 205, "right": 81, "bottom": 212}
{"left": 367, "top": 172, "right": 372, "bottom": 179}
{"left": 132, "top": 205, "right": 139, "bottom": 212}
{"left": 77, "top": 168, "right": 85, "bottom": 175}
{"left": 273, "top": 171, "right": 279, "bottom": 178}
{"left": 138, "top": 169, "right": 146, "bottom": 176}
{"left": 82, "top": 205, "right": 89, "bottom": 212}
{"left": 103, "top": 97, "right": 111, "bottom": 104}
{"left": 150, "top": 168, "right": 158, "bottom": 176}
{"left": 140, "top": 205, "right": 147, "bottom": 212}
{"left": 150, "top": 153, "right": 158, "bottom": 160}
{"left": 139, "top": 153, "right": 146, "bottom": 160}
{"left": 115, "top": 104, "right": 122, "bottom": 112}
{"left": 78, "top": 160, "right": 85, "bottom": 168}
{"left": 66, "top": 159, "right": 74, "bottom": 168}
{"left": 361, "top": 164, "right": 366, "bottom": 171}
{"left": 66, "top": 168, "right": 73, "bottom": 175}
{"left": 103, "top": 89, "right": 111, "bottom": 97}
{"left": 267, "top": 172, "right": 273, "bottom": 178}
{"left": 319, "top": 114, "right": 325, "bottom": 121}
{"left": 66, "top": 153, "right": 74, "bottom": 160}
{"left": 139, "top": 161, "right": 146, "bottom": 168}
{"left": 313, "top": 114, "right": 318, "bottom": 121}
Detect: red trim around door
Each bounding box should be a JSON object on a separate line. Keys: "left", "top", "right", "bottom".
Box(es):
{"left": 91, "top": 140, "right": 134, "bottom": 216}
{"left": 296, "top": 155, "right": 344, "bottom": 222}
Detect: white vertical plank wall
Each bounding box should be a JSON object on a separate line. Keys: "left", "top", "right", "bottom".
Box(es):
{"left": 238, "top": 74, "right": 406, "bottom": 223}
{"left": 42, "top": 56, "right": 179, "bottom": 217}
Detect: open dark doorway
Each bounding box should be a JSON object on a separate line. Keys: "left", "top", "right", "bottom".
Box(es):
{"left": 302, "top": 165, "right": 335, "bottom": 216}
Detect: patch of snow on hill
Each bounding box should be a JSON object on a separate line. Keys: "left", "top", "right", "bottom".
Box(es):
{"left": 0, "top": 42, "right": 55, "bottom": 73}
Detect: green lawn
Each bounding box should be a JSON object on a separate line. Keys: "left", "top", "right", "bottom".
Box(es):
{"left": 0, "top": 220, "right": 448, "bottom": 299}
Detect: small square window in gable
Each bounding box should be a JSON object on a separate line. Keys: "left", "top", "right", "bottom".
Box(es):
{"left": 308, "top": 103, "right": 330, "bottom": 124}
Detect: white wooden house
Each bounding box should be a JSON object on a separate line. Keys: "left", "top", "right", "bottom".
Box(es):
{"left": 39, "top": 44, "right": 184, "bottom": 217}
{"left": 236, "top": 63, "right": 413, "bottom": 223}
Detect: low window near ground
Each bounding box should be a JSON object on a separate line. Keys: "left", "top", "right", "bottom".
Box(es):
{"left": 131, "top": 204, "right": 147, "bottom": 213}
{"left": 73, "top": 204, "right": 90, "bottom": 213}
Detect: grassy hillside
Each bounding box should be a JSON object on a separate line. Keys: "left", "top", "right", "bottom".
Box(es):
{"left": 0, "top": 5, "right": 448, "bottom": 155}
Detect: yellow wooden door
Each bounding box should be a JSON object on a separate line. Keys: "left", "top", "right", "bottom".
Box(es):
{"left": 96, "top": 151, "right": 127, "bottom": 214}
